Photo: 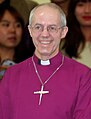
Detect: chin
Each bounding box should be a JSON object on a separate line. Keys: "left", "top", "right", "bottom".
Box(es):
{"left": 40, "top": 52, "right": 51, "bottom": 56}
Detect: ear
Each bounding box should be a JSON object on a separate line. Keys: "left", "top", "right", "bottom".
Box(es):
{"left": 60, "top": 26, "right": 68, "bottom": 39}
{"left": 28, "top": 25, "right": 32, "bottom": 37}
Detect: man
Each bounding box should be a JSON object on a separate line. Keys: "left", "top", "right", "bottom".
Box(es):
{"left": 0, "top": 3, "right": 91, "bottom": 119}
{"left": 51, "top": 0, "right": 70, "bottom": 15}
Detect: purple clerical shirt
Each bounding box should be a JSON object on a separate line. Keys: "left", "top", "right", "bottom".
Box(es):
{"left": 0, "top": 52, "right": 91, "bottom": 119}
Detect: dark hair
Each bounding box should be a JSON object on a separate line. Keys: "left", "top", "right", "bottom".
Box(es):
{"left": 0, "top": 0, "right": 10, "bottom": 10}
{"left": 0, "top": 6, "right": 31, "bottom": 63}
{"left": 0, "top": 6, "right": 24, "bottom": 28}
{"left": 62, "top": 0, "right": 91, "bottom": 58}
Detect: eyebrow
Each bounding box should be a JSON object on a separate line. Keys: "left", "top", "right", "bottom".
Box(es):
{"left": 0, "top": 20, "right": 9, "bottom": 22}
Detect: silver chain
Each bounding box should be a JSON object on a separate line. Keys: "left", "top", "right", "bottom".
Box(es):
{"left": 32, "top": 55, "right": 64, "bottom": 86}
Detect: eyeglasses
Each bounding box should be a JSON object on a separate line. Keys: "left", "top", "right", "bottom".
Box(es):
{"left": 29, "top": 24, "right": 63, "bottom": 34}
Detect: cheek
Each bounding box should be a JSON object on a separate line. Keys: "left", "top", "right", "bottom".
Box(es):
{"left": 54, "top": 33, "right": 62, "bottom": 42}
{"left": 52, "top": 37, "right": 61, "bottom": 49}
{"left": 75, "top": 10, "right": 83, "bottom": 23}
{"left": 0, "top": 30, "right": 7, "bottom": 40}
{"left": 31, "top": 33, "right": 39, "bottom": 43}
{"left": 0, "top": 29, "right": 7, "bottom": 35}
{"left": 16, "top": 29, "right": 22, "bottom": 38}
{"left": 75, "top": 7, "right": 83, "bottom": 18}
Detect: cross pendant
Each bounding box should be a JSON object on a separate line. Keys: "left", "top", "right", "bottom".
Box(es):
{"left": 34, "top": 85, "right": 49, "bottom": 105}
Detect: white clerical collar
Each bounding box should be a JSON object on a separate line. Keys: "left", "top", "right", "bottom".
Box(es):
{"left": 40, "top": 59, "right": 50, "bottom": 65}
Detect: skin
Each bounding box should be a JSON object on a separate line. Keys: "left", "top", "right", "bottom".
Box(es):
{"left": 75, "top": 2, "right": 91, "bottom": 27}
{"left": 0, "top": 10, "right": 22, "bottom": 48}
{"left": 0, "top": 10, "right": 23, "bottom": 61}
{"left": 28, "top": 5, "right": 68, "bottom": 60}
{"left": 75, "top": 1, "right": 91, "bottom": 41}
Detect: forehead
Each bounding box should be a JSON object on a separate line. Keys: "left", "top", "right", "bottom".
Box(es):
{"left": 34, "top": 6, "right": 60, "bottom": 17}
{"left": 32, "top": 6, "right": 61, "bottom": 24}
{"left": 1, "top": 10, "right": 16, "bottom": 21}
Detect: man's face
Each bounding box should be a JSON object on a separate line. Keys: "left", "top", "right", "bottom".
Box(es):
{"left": 51, "top": 0, "right": 70, "bottom": 16}
{"left": 28, "top": 6, "right": 68, "bottom": 60}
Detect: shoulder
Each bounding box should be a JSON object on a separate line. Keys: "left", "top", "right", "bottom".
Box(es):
{"left": 63, "top": 56, "right": 91, "bottom": 88}
{"left": 4, "top": 57, "right": 33, "bottom": 75}
{"left": 64, "top": 55, "right": 91, "bottom": 74}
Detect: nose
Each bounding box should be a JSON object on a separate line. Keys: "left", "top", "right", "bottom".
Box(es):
{"left": 9, "top": 24, "right": 16, "bottom": 33}
{"left": 41, "top": 27, "right": 50, "bottom": 37}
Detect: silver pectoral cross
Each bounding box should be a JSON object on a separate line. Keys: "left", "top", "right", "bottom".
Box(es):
{"left": 34, "top": 85, "right": 49, "bottom": 105}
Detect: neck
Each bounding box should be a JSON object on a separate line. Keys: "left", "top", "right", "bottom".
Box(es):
{"left": 0, "top": 47, "right": 15, "bottom": 63}
{"left": 34, "top": 50, "right": 59, "bottom": 61}
{"left": 81, "top": 26, "right": 91, "bottom": 42}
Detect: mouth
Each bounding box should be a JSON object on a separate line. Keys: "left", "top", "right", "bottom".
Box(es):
{"left": 40, "top": 41, "right": 51, "bottom": 44}
{"left": 40, "top": 41, "right": 52, "bottom": 47}
{"left": 8, "top": 36, "right": 16, "bottom": 40}
{"left": 82, "top": 16, "right": 91, "bottom": 20}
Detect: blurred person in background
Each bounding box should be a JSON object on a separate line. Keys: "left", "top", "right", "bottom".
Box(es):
{"left": 0, "top": 6, "right": 30, "bottom": 80}
{"left": 10, "top": 0, "right": 39, "bottom": 57}
{"left": 23, "top": 1, "right": 39, "bottom": 57}
{"left": 62, "top": 0, "right": 91, "bottom": 68}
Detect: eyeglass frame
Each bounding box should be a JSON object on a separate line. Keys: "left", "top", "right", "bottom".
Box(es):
{"left": 28, "top": 24, "right": 64, "bottom": 34}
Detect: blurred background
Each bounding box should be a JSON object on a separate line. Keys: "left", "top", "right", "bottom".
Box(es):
{"left": 33, "top": 0, "right": 50, "bottom": 4}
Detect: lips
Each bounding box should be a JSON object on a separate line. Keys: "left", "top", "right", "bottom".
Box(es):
{"left": 82, "top": 16, "right": 91, "bottom": 20}
{"left": 8, "top": 35, "right": 16, "bottom": 40}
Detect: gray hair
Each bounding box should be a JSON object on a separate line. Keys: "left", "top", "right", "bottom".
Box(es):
{"left": 29, "top": 3, "right": 67, "bottom": 27}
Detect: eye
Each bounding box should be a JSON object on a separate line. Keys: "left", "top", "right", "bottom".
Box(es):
{"left": 15, "top": 22, "right": 22, "bottom": 28}
{"left": 0, "top": 21, "right": 10, "bottom": 27}
{"left": 34, "top": 25, "right": 42, "bottom": 31}
{"left": 77, "top": 2, "right": 84, "bottom": 7}
{"left": 49, "top": 26, "right": 57, "bottom": 31}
